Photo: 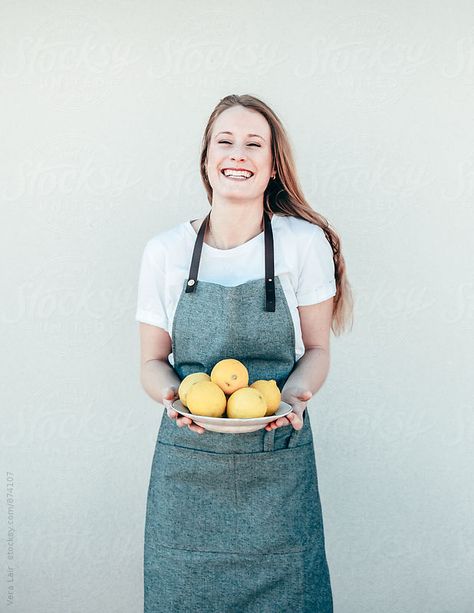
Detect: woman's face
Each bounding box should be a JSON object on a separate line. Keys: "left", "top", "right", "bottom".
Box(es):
{"left": 205, "top": 106, "right": 274, "bottom": 204}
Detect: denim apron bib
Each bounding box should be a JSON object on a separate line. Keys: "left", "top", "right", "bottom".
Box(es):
{"left": 144, "top": 211, "right": 333, "bottom": 612}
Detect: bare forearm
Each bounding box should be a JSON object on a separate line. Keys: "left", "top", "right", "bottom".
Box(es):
{"left": 140, "top": 359, "right": 182, "bottom": 405}
{"left": 282, "top": 348, "right": 330, "bottom": 396}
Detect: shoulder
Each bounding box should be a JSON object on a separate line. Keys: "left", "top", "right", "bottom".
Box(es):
{"left": 276, "top": 214, "right": 330, "bottom": 249}
{"left": 141, "top": 221, "right": 188, "bottom": 262}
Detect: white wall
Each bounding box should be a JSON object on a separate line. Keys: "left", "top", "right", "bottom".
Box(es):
{"left": 1, "top": 1, "right": 473, "bottom": 612}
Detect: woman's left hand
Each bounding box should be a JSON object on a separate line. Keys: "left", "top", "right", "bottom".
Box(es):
{"left": 264, "top": 387, "right": 312, "bottom": 431}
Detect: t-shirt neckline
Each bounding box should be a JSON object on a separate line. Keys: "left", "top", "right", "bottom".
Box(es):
{"left": 185, "top": 214, "right": 277, "bottom": 257}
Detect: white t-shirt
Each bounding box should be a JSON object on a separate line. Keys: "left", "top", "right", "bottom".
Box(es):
{"left": 135, "top": 214, "right": 336, "bottom": 365}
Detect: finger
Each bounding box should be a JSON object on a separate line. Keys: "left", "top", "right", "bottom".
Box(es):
{"left": 180, "top": 417, "right": 192, "bottom": 427}
{"left": 270, "top": 418, "right": 288, "bottom": 429}
{"left": 288, "top": 413, "right": 303, "bottom": 429}
{"left": 189, "top": 423, "right": 205, "bottom": 434}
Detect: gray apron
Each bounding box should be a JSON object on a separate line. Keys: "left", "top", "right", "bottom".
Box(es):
{"left": 144, "top": 212, "right": 333, "bottom": 612}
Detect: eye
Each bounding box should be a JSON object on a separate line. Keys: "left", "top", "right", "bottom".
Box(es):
{"left": 218, "top": 140, "right": 261, "bottom": 147}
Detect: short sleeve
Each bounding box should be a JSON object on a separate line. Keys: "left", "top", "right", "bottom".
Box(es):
{"left": 135, "top": 240, "right": 169, "bottom": 331}
{"left": 296, "top": 228, "right": 337, "bottom": 306}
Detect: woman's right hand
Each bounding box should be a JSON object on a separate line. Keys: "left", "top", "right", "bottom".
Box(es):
{"left": 162, "top": 386, "right": 206, "bottom": 434}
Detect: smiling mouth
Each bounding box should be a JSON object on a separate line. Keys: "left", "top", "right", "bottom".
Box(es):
{"left": 220, "top": 169, "right": 254, "bottom": 181}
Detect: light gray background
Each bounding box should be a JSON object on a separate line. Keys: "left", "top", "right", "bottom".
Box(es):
{"left": 1, "top": 1, "right": 473, "bottom": 612}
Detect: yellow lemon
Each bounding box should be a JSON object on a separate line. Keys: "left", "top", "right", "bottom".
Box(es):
{"left": 178, "top": 372, "right": 211, "bottom": 407}
{"left": 186, "top": 380, "right": 227, "bottom": 417}
{"left": 250, "top": 379, "right": 281, "bottom": 416}
{"left": 226, "top": 387, "right": 267, "bottom": 419}
{"left": 210, "top": 358, "right": 249, "bottom": 395}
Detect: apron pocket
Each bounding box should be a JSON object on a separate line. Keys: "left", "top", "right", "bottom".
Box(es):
{"left": 233, "top": 442, "right": 324, "bottom": 554}
{"left": 145, "top": 440, "right": 325, "bottom": 556}
{"left": 145, "top": 442, "right": 239, "bottom": 553}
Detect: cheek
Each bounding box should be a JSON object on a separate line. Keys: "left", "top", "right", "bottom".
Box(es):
{"left": 208, "top": 157, "right": 222, "bottom": 176}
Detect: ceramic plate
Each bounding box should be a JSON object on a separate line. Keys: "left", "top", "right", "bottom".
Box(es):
{"left": 171, "top": 399, "right": 293, "bottom": 434}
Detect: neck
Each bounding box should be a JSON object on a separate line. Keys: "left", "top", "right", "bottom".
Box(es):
{"left": 206, "top": 202, "right": 270, "bottom": 250}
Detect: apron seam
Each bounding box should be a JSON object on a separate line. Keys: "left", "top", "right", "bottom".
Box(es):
{"left": 153, "top": 542, "right": 313, "bottom": 555}
{"left": 157, "top": 439, "right": 314, "bottom": 454}
{"left": 157, "top": 440, "right": 235, "bottom": 456}
{"left": 278, "top": 275, "right": 297, "bottom": 365}
{"left": 170, "top": 278, "right": 187, "bottom": 363}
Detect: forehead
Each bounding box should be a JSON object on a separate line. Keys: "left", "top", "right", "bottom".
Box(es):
{"left": 211, "top": 106, "right": 271, "bottom": 139}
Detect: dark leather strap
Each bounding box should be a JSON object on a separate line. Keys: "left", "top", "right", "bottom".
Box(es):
{"left": 184, "top": 213, "right": 208, "bottom": 294}
{"left": 263, "top": 210, "right": 275, "bottom": 312}
{"left": 185, "top": 210, "right": 276, "bottom": 312}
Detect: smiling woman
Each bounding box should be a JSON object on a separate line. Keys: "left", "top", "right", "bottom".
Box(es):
{"left": 137, "top": 93, "right": 353, "bottom": 613}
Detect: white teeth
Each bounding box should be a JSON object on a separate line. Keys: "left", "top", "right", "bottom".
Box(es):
{"left": 222, "top": 169, "right": 252, "bottom": 179}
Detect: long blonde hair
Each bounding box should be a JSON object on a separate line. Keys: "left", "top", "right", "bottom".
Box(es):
{"left": 199, "top": 94, "right": 354, "bottom": 336}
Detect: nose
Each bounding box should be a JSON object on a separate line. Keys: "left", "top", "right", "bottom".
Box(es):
{"left": 230, "top": 144, "right": 247, "bottom": 161}
{"left": 230, "top": 152, "right": 246, "bottom": 162}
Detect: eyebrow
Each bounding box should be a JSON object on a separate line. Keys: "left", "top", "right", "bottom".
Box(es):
{"left": 215, "top": 131, "right": 266, "bottom": 142}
